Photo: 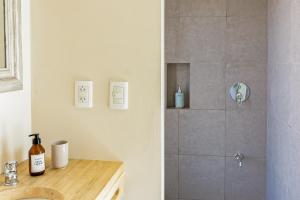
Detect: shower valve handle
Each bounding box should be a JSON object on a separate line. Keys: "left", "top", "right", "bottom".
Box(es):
{"left": 234, "top": 152, "right": 245, "bottom": 167}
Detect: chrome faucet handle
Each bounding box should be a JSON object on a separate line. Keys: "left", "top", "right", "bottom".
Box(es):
{"left": 3, "top": 160, "right": 18, "bottom": 186}
{"left": 234, "top": 152, "right": 245, "bottom": 167}
{"left": 236, "top": 92, "right": 243, "bottom": 105}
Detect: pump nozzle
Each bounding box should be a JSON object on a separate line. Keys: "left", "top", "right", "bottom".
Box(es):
{"left": 177, "top": 85, "right": 182, "bottom": 93}
{"left": 29, "top": 133, "right": 41, "bottom": 144}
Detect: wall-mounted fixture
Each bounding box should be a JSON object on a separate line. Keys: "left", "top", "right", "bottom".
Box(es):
{"left": 3, "top": 160, "right": 18, "bottom": 186}
{"left": 229, "top": 82, "right": 250, "bottom": 105}
{"left": 109, "top": 81, "right": 129, "bottom": 110}
{"left": 75, "top": 81, "right": 93, "bottom": 108}
{"left": 234, "top": 152, "right": 245, "bottom": 167}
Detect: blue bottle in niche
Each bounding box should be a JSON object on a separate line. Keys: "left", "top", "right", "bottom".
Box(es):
{"left": 175, "top": 85, "right": 184, "bottom": 108}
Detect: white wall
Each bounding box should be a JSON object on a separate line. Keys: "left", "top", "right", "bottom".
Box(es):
{"left": 0, "top": 0, "right": 31, "bottom": 170}
{"left": 31, "top": 0, "right": 161, "bottom": 200}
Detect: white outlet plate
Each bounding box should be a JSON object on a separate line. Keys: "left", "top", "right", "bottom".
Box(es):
{"left": 109, "top": 81, "right": 128, "bottom": 110}
{"left": 75, "top": 81, "right": 93, "bottom": 108}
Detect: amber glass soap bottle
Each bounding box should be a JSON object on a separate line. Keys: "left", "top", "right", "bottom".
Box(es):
{"left": 28, "top": 133, "right": 45, "bottom": 176}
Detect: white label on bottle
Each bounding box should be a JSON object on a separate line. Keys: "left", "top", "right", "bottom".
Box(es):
{"left": 31, "top": 153, "right": 45, "bottom": 173}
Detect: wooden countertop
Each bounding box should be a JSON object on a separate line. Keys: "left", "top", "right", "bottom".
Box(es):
{"left": 0, "top": 159, "right": 124, "bottom": 200}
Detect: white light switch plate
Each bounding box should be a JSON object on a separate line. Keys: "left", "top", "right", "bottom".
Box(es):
{"left": 75, "top": 81, "right": 93, "bottom": 108}
{"left": 109, "top": 81, "right": 128, "bottom": 110}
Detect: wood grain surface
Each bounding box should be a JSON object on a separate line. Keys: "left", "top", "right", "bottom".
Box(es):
{"left": 0, "top": 159, "right": 124, "bottom": 200}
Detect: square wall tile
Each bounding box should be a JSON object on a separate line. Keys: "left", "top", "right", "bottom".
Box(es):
{"left": 179, "top": 155, "right": 225, "bottom": 200}
{"left": 179, "top": 0, "right": 226, "bottom": 17}
{"left": 266, "top": 116, "right": 289, "bottom": 200}
{"left": 179, "top": 110, "right": 225, "bottom": 156}
{"left": 286, "top": 128, "right": 300, "bottom": 200}
{"left": 190, "top": 63, "right": 225, "bottom": 109}
{"left": 268, "top": 64, "right": 293, "bottom": 124}
{"left": 177, "top": 17, "right": 226, "bottom": 62}
{"left": 166, "top": 17, "right": 179, "bottom": 62}
{"left": 225, "top": 157, "right": 266, "bottom": 200}
{"left": 267, "top": 115, "right": 291, "bottom": 175}
{"left": 292, "top": 0, "right": 300, "bottom": 63}
{"left": 166, "top": 0, "right": 179, "bottom": 17}
{"left": 227, "top": 0, "right": 267, "bottom": 17}
{"left": 268, "top": 1, "right": 292, "bottom": 65}
{"left": 165, "top": 109, "right": 179, "bottom": 155}
{"left": 289, "top": 65, "right": 300, "bottom": 131}
{"left": 226, "top": 110, "right": 266, "bottom": 158}
{"left": 166, "top": 155, "right": 179, "bottom": 199}
{"left": 226, "top": 16, "right": 267, "bottom": 63}
{"left": 226, "top": 63, "right": 266, "bottom": 111}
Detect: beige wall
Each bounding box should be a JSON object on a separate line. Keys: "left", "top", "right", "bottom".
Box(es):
{"left": 31, "top": 0, "right": 161, "bottom": 200}
{"left": 0, "top": 0, "right": 31, "bottom": 170}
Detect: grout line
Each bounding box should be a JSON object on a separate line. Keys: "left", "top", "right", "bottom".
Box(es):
{"left": 167, "top": 153, "right": 266, "bottom": 160}
{"left": 179, "top": 15, "right": 227, "bottom": 18}
{"left": 224, "top": 0, "right": 228, "bottom": 194}
{"left": 166, "top": 108, "right": 226, "bottom": 111}
{"left": 178, "top": 154, "right": 225, "bottom": 158}
{"left": 225, "top": 0, "right": 228, "bottom": 25}
{"left": 177, "top": 110, "right": 180, "bottom": 199}
{"left": 224, "top": 111, "right": 227, "bottom": 200}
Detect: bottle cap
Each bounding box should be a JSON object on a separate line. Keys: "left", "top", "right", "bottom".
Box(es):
{"left": 29, "top": 133, "right": 41, "bottom": 144}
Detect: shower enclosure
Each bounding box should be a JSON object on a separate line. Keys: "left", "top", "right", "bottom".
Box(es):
{"left": 165, "top": 0, "right": 267, "bottom": 199}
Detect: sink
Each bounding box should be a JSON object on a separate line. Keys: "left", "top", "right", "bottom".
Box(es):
{"left": 0, "top": 187, "right": 64, "bottom": 200}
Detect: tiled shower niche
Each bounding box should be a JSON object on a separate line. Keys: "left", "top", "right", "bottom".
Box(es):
{"left": 166, "top": 63, "right": 190, "bottom": 109}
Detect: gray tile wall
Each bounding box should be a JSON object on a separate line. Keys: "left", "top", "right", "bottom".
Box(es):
{"left": 267, "top": 0, "right": 300, "bottom": 199}
{"left": 165, "top": 0, "right": 267, "bottom": 199}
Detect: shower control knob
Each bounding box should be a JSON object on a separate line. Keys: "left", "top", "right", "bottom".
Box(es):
{"left": 234, "top": 152, "right": 245, "bottom": 167}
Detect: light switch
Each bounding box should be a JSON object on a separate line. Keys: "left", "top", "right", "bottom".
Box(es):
{"left": 75, "top": 81, "right": 93, "bottom": 108}
{"left": 109, "top": 81, "right": 128, "bottom": 110}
